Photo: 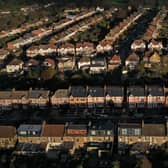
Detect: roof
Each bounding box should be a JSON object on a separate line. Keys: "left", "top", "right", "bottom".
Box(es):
{"left": 42, "top": 124, "right": 65, "bottom": 137}
{"left": 106, "top": 86, "right": 123, "bottom": 96}
{"left": 17, "top": 124, "right": 42, "bottom": 133}
{"left": 11, "top": 91, "right": 28, "bottom": 99}
{"left": 110, "top": 54, "right": 121, "bottom": 62}
{"left": 0, "top": 91, "right": 11, "bottom": 99}
{"left": 29, "top": 90, "right": 49, "bottom": 99}
{"left": 8, "top": 58, "right": 23, "bottom": 66}
{"left": 126, "top": 53, "right": 139, "bottom": 62}
{"left": 90, "top": 120, "right": 114, "bottom": 130}
{"left": 127, "top": 86, "right": 145, "bottom": 96}
{"left": 68, "top": 124, "right": 87, "bottom": 130}
{"left": 53, "top": 89, "right": 68, "bottom": 98}
{"left": 70, "top": 86, "right": 87, "bottom": 97}
{"left": 147, "top": 86, "right": 164, "bottom": 96}
{"left": 0, "top": 126, "right": 16, "bottom": 138}
{"left": 118, "top": 123, "right": 141, "bottom": 129}
{"left": 142, "top": 124, "right": 166, "bottom": 136}
{"left": 88, "top": 86, "right": 104, "bottom": 97}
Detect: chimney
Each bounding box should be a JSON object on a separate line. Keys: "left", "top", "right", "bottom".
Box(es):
{"left": 142, "top": 120, "right": 144, "bottom": 128}
{"left": 41, "top": 120, "right": 46, "bottom": 136}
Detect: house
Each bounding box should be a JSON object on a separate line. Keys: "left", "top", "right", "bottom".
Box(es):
{"left": 148, "top": 39, "right": 163, "bottom": 51}
{"left": 57, "top": 43, "right": 75, "bottom": 56}
{"left": 29, "top": 89, "right": 50, "bottom": 109}
{"left": 125, "top": 53, "right": 139, "bottom": 70}
{"left": 90, "top": 57, "right": 106, "bottom": 74}
{"left": 108, "top": 54, "right": 121, "bottom": 70}
{"left": 87, "top": 86, "right": 104, "bottom": 108}
{"left": 131, "top": 39, "right": 146, "bottom": 52}
{"left": 0, "top": 126, "right": 17, "bottom": 148}
{"left": 88, "top": 120, "right": 114, "bottom": 142}
{"left": 57, "top": 58, "right": 75, "bottom": 71}
{"left": 41, "top": 123, "right": 65, "bottom": 144}
{"left": 82, "top": 42, "right": 95, "bottom": 56}
{"left": 43, "top": 58, "right": 56, "bottom": 69}
{"left": 149, "top": 52, "right": 161, "bottom": 64}
{"left": 10, "top": 89, "right": 29, "bottom": 109}
{"left": 0, "top": 48, "right": 9, "bottom": 60}
{"left": 127, "top": 86, "right": 146, "bottom": 108}
{"left": 69, "top": 86, "right": 87, "bottom": 107}
{"left": 146, "top": 85, "right": 165, "bottom": 108}
{"left": 17, "top": 124, "right": 42, "bottom": 143}
{"left": 118, "top": 122, "right": 142, "bottom": 153}
{"left": 26, "top": 44, "right": 57, "bottom": 57}
{"left": 96, "top": 40, "right": 113, "bottom": 53}
{"left": 78, "top": 57, "right": 90, "bottom": 70}
{"left": 0, "top": 91, "right": 12, "bottom": 110}
{"left": 64, "top": 124, "right": 88, "bottom": 148}
{"left": 6, "top": 58, "right": 24, "bottom": 73}
{"left": 75, "top": 42, "right": 84, "bottom": 56}
{"left": 142, "top": 121, "right": 167, "bottom": 146}
{"left": 105, "top": 86, "right": 124, "bottom": 107}
{"left": 51, "top": 89, "right": 69, "bottom": 107}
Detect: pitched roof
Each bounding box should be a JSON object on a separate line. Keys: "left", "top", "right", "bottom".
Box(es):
{"left": 0, "top": 126, "right": 16, "bottom": 138}
{"left": 127, "top": 86, "right": 145, "bottom": 96}
{"left": 88, "top": 86, "right": 104, "bottom": 97}
{"left": 142, "top": 124, "right": 166, "bottom": 136}
{"left": 118, "top": 123, "right": 141, "bottom": 129}
{"left": 42, "top": 124, "right": 65, "bottom": 137}
{"left": 147, "top": 86, "right": 164, "bottom": 96}
{"left": 70, "top": 86, "right": 87, "bottom": 97}
{"left": 29, "top": 90, "right": 49, "bottom": 99}
{"left": 126, "top": 53, "right": 139, "bottom": 62}
{"left": 53, "top": 89, "right": 68, "bottom": 98}
{"left": 106, "top": 86, "right": 123, "bottom": 96}
{"left": 8, "top": 58, "right": 23, "bottom": 66}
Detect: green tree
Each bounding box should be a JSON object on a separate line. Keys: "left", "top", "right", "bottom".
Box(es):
{"left": 41, "top": 68, "right": 56, "bottom": 81}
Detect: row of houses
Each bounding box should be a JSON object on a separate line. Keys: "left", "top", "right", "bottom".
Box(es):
{"left": 0, "top": 120, "right": 167, "bottom": 154}
{"left": 6, "top": 10, "right": 98, "bottom": 52}
{"left": 0, "top": 85, "right": 168, "bottom": 110}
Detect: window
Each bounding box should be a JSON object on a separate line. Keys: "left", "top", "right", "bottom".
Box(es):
{"left": 134, "top": 129, "right": 141, "bottom": 136}
{"left": 121, "top": 129, "right": 127, "bottom": 135}
{"left": 107, "top": 131, "right": 111, "bottom": 136}
{"left": 91, "top": 130, "right": 96, "bottom": 135}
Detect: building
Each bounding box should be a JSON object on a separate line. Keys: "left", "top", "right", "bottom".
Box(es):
{"left": 0, "top": 126, "right": 17, "bottom": 148}
{"left": 108, "top": 54, "right": 121, "bottom": 70}
{"left": 118, "top": 122, "right": 142, "bottom": 153}
{"left": 125, "top": 53, "right": 139, "bottom": 70}
{"left": 57, "top": 58, "right": 75, "bottom": 71}
{"left": 0, "top": 48, "right": 9, "bottom": 60}
{"left": 105, "top": 86, "right": 124, "bottom": 107}
{"left": 148, "top": 39, "right": 163, "bottom": 51}
{"left": 149, "top": 52, "right": 161, "bottom": 64}
{"left": 29, "top": 89, "right": 50, "bottom": 109}
{"left": 6, "top": 58, "right": 24, "bottom": 73}
{"left": 88, "top": 120, "right": 114, "bottom": 142}
{"left": 131, "top": 39, "right": 146, "bottom": 52}
{"left": 127, "top": 86, "right": 146, "bottom": 108}
{"left": 96, "top": 40, "right": 113, "bottom": 53}
{"left": 90, "top": 57, "right": 106, "bottom": 74}
{"left": 69, "top": 86, "right": 87, "bottom": 107}
{"left": 88, "top": 86, "right": 104, "bottom": 108}
{"left": 17, "top": 124, "right": 42, "bottom": 143}
{"left": 0, "top": 91, "right": 12, "bottom": 110}
{"left": 41, "top": 123, "right": 65, "bottom": 144}
{"left": 51, "top": 89, "right": 69, "bottom": 107}
{"left": 146, "top": 85, "right": 165, "bottom": 108}
{"left": 64, "top": 124, "right": 88, "bottom": 148}
{"left": 78, "top": 57, "right": 90, "bottom": 70}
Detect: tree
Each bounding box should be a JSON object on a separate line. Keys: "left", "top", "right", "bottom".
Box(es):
{"left": 112, "top": 160, "right": 120, "bottom": 168}
{"left": 41, "top": 68, "right": 56, "bottom": 81}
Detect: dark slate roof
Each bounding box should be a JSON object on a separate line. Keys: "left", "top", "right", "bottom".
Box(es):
{"left": 29, "top": 90, "right": 49, "bottom": 99}
{"left": 118, "top": 123, "right": 141, "bottom": 129}
{"left": 106, "top": 86, "right": 123, "bottom": 96}
{"left": 142, "top": 124, "right": 166, "bottom": 136}
{"left": 68, "top": 124, "right": 87, "bottom": 130}
{"left": 90, "top": 120, "right": 114, "bottom": 130}
{"left": 88, "top": 86, "right": 104, "bottom": 97}
{"left": 147, "top": 86, "right": 164, "bottom": 96}
{"left": 70, "top": 86, "right": 86, "bottom": 97}
{"left": 127, "top": 86, "right": 145, "bottom": 96}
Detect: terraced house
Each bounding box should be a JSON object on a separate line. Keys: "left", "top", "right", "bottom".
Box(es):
{"left": 127, "top": 86, "right": 146, "bottom": 108}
